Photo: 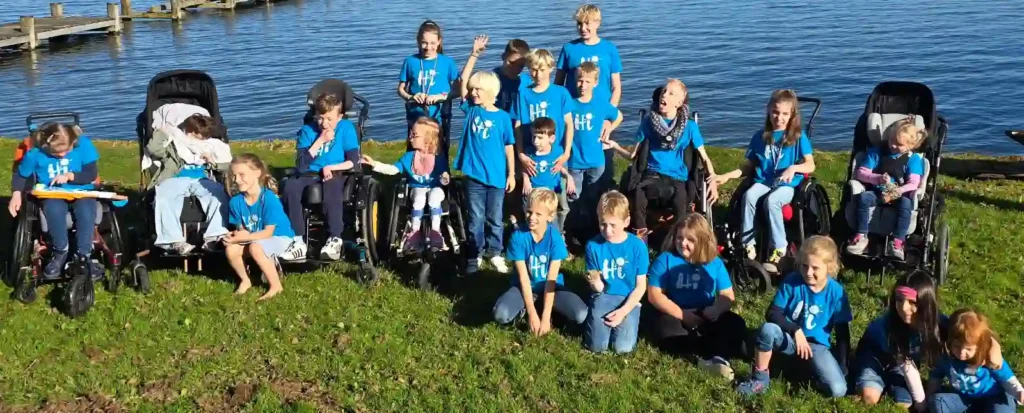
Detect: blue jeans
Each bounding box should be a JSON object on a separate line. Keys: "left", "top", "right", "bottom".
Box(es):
{"left": 856, "top": 191, "right": 914, "bottom": 240}
{"left": 567, "top": 165, "right": 605, "bottom": 233}
{"left": 42, "top": 198, "right": 98, "bottom": 256}
{"left": 464, "top": 178, "right": 505, "bottom": 259}
{"left": 855, "top": 356, "right": 913, "bottom": 405}
{"left": 742, "top": 183, "right": 794, "bottom": 250}
{"left": 585, "top": 293, "right": 641, "bottom": 354}
{"left": 756, "top": 322, "right": 848, "bottom": 397}
{"left": 930, "top": 392, "right": 1017, "bottom": 413}
{"left": 154, "top": 177, "right": 230, "bottom": 245}
{"left": 283, "top": 175, "right": 348, "bottom": 238}
{"left": 492, "top": 286, "right": 588, "bottom": 325}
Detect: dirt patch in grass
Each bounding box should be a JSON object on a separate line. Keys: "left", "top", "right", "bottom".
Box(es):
{"left": 4, "top": 394, "right": 125, "bottom": 413}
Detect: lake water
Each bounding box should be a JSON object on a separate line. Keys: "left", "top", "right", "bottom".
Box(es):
{"left": 1, "top": 0, "right": 1022, "bottom": 154}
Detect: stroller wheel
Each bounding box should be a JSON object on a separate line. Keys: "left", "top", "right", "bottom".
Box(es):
{"left": 132, "top": 261, "right": 151, "bottom": 294}
{"left": 64, "top": 270, "right": 95, "bottom": 318}
{"left": 933, "top": 221, "right": 950, "bottom": 285}
{"left": 106, "top": 264, "right": 120, "bottom": 293}
{"left": 730, "top": 259, "right": 771, "bottom": 294}
{"left": 11, "top": 269, "right": 37, "bottom": 304}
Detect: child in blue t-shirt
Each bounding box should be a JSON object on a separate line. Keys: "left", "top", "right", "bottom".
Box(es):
{"left": 9, "top": 123, "right": 103, "bottom": 280}
{"left": 493, "top": 189, "right": 587, "bottom": 333}
{"left": 363, "top": 117, "right": 450, "bottom": 251}
{"left": 583, "top": 191, "right": 648, "bottom": 354}
{"left": 493, "top": 39, "right": 531, "bottom": 113}
{"left": 521, "top": 118, "right": 575, "bottom": 232}
{"left": 847, "top": 119, "right": 927, "bottom": 261}
{"left": 512, "top": 49, "right": 575, "bottom": 175}
{"left": 281, "top": 93, "right": 360, "bottom": 263}
{"left": 711, "top": 89, "right": 815, "bottom": 273}
{"left": 648, "top": 214, "right": 746, "bottom": 380}
{"left": 457, "top": 43, "right": 516, "bottom": 275}
{"left": 397, "top": 20, "right": 459, "bottom": 125}
{"left": 736, "top": 236, "right": 852, "bottom": 397}
{"left": 224, "top": 154, "right": 295, "bottom": 301}
{"left": 567, "top": 62, "right": 622, "bottom": 238}
{"left": 927, "top": 309, "right": 1024, "bottom": 412}
{"left": 555, "top": 4, "right": 623, "bottom": 106}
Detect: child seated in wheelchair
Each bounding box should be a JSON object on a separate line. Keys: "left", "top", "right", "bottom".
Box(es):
{"left": 845, "top": 119, "right": 926, "bottom": 260}
{"left": 281, "top": 93, "right": 360, "bottom": 262}
{"left": 521, "top": 117, "right": 575, "bottom": 232}
{"left": 606, "top": 79, "right": 716, "bottom": 242}
{"left": 362, "top": 117, "right": 450, "bottom": 251}
{"left": 8, "top": 123, "right": 103, "bottom": 279}
{"left": 710, "top": 89, "right": 815, "bottom": 272}
{"left": 147, "top": 114, "right": 232, "bottom": 254}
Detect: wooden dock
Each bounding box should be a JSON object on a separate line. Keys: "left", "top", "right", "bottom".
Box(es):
{"left": 122, "top": 0, "right": 280, "bottom": 20}
{"left": 0, "top": 3, "right": 121, "bottom": 50}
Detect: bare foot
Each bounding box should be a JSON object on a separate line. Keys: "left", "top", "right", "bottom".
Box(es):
{"left": 257, "top": 287, "right": 283, "bottom": 301}
{"left": 234, "top": 280, "right": 252, "bottom": 295}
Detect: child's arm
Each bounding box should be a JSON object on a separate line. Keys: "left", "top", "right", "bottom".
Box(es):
{"left": 521, "top": 171, "right": 532, "bottom": 195}
{"left": 228, "top": 225, "right": 275, "bottom": 243}
{"left": 459, "top": 35, "right": 488, "bottom": 101}
{"left": 834, "top": 322, "right": 851, "bottom": 372}
{"left": 608, "top": 276, "right": 646, "bottom": 324}
{"left": 539, "top": 259, "right": 561, "bottom": 333}
{"left": 647, "top": 286, "right": 685, "bottom": 320}
{"left": 711, "top": 160, "right": 754, "bottom": 186}
{"left": 600, "top": 109, "right": 624, "bottom": 143}
{"left": 66, "top": 162, "right": 98, "bottom": 185}
{"left": 514, "top": 260, "right": 540, "bottom": 331}
{"left": 603, "top": 139, "right": 634, "bottom": 160}
{"left": 557, "top": 112, "right": 574, "bottom": 170}
{"left": 504, "top": 144, "right": 516, "bottom": 193}
{"left": 897, "top": 360, "right": 927, "bottom": 407}
{"left": 696, "top": 146, "right": 716, "bottom": 177}
{"left": 560, "top": 169, "right": 576, "bottom": 197}
{"left": 513, "top": 122, "right": 536, "bottom": 176}
{"left": 146, "top": 129, "right": 173, "bottom": 160}
{"left": 610, "top": 72, "right": 622, "bottom": 108}
{"left": 361, "top": 155, "right": 400, "bottom": 176}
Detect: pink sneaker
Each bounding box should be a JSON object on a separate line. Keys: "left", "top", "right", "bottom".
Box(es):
{"left": 886, "top": 238, "right": 906, "bottom": 260}
{"left": 846, "top": 234, "right": 869, "bottom": 255}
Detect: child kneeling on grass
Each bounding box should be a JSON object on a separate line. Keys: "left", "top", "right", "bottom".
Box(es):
{"left": 224, "top": 154, "right": 295, "bottom": 301}
{"left": 493, "top": 188, "right": 588, "bottom": 335}
{"left": 584, "top": 190, "right": 648, "bottom": 354}
{"left": 736, "top": 235, "right": 852, "bottom": 397}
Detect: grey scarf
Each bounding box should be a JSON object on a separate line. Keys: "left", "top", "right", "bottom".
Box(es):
{"left": 648, "top": 104, "right": 690, "bottom": 149}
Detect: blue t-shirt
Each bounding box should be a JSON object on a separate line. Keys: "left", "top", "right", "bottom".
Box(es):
{"left": 394, "top": 151, "right": 448, "bottom": 189}
{"left": 771, "top": 272, "right": 853, "bottom": 348}
{"left": 455, "top": 101, "right": 515, "bottom": 189}
{"left": 299, "top": 120, "right": 360, "bottom": 173}
{"left": 569, "top": 98, "right": 619, "bottom": 170}
{"left": 399, "top": 54, "right": 459, "bottom": 121}
{"left": 511, "top": 84, "right": 575, "bottom": 152}
{"left": 176, "top": 164, "right": 208, "bottom": 179}
{"left": 585, "top": 233, "right": 650, "bottom": 297}
{"left": 228, "top": 188, "right": 295, "bottom": 238}
{"left": 18, "top": 136, "right": 100, "bottom": 191}
{"left": 745, "top": 130, "right": 813, "bottom": 188}
{"left": 648, "top": 253, "right": 731, "bottom": 310}
{"left": 637, "top": 117, "right": 704, "bottom": 182}
{"left": 505, "top": 223, "right": 568, "bottom": 293}
{"left": 860, "top": 311, "right": 950, "bottom": 365}
{"left": 931, "top": 357, "right": 1016, "bottom": 399}
{"left": 860, "top": 147, "right": 925, "bottom": 189}
{"left": 556, "top": 39, "right": 622, "bottom": 102}
{"left": 528, "top": 147, "right": 563, "bottom": 192}
{"left": 493, "top": 66, "right": 531, "bottom": 113}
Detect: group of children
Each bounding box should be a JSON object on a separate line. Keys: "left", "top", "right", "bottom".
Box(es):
{"left": 7, "top": 3, "right": 1022, "bottom": 409}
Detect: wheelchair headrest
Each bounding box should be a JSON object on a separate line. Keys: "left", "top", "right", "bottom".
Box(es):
{"left": 307, "top": 79, "right": 354, "bottom": 114}
{"left": 866, "top": 113, "right": 926, "bottom": 147}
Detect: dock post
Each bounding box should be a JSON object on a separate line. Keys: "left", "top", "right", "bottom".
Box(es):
{"left": 50, "top": 3, "right": 64, "bottom": 18}
{"left": 19, "top": 16, "right": 37, "bottom": 50}
{"left": 121, "top": 0, "right": 132, "bottom": 19}
{"left": 170, "top": 0, "right": 182, "bottom": 20}
{"left": 107, "top": 3, "right": 122, "bottom": 33}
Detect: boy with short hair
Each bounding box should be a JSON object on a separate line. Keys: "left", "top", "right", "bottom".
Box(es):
{"left": 568, "top": 62, "right": 622, "bottom": 238}
{"left": 521, "top": 117, "right": 575, "bottom": 232}
{"left": 494, "top": 39, "right": 531, "bottom": 113}
{"left": 583, "top": 191, "right": 649, "bottom": 354}
{"left": 493, "top": 188, "right": 588, "bottom": 335}
{"left": 555, "top": 4, "right": 623, "bottom": 106}
{"left": 512, "top": 49, "right": 575, "bottom": 176}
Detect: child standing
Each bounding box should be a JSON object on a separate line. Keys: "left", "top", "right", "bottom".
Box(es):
{"left": 927, "top": 310, "right": 1024, "bottom": 413}
{"left": 567, "top": 62, "right": 622, "bottom": 238}
{"left": 648, "top": 214, "right": 747, "bottom": 380}
{"left": 493, "top": 39, "right": 531, "bottom": 113}
{"left": 555, "top": 4, "right": 623, "bottom": 106}
{"left": 281, "top": 93, "right": 360, "bottom": 262}
{"left": 224, "top": 154, "right": 294, "bottom": 301}
{"left": 397, "top": 20, "right": 460, "bottom": 125}
{"left": 456, "top": 57, "right": 516, "bottom": 274}
{"left": 584, "top": 191, "right": 648, "bottom": 354}
{"left": 9, "top": 123, "right": 103, "bottom": 279}
{"left": 493, "top": 189, "right": 588, "bottom": 334}
{"left": 521, "top": 117, "right": 575, "bottom": 232}
{"left": 147, "top": 114, "right": 231, "bottom": 254}
{"left": 736, "top": 236, "right": 851, "bottom": 397}
{"left": 846, "top": 119, "right": 927, "bottom": 260}
{"left": 711, "top": 89, "right": 815, "bottom": 273}
{"left": 512, "top": 49, "right": 575, "bottom": 176}
{"left": 855, "top": 270, "right": 946, "bottom": 410}
{"left": 362, "top": 117, "right": 450, "bottom": 251}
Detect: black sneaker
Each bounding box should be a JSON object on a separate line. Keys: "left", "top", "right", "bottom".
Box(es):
{"left": 43, "top": 249, "right": 69, "bottom": 280}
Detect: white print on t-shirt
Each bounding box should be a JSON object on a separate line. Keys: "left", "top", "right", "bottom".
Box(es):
{"left": 416, "top": 69, "right": 437, "bottom": 90}
{"left": 601, "top": 256, "right": 627, "bottom": 280}
{"left": 529, "top": 254, "right": 548, "bottom": 280}
{"left": 950, "top": 368, "right": 982, "bottom": 393}
{"left": 574, "top": 112, "right": 594, "bottom": 131}
{"left": 47, "top": 158, "right": 71, "bottom": 179}
{"left": 537, "top": 160, "right": 550, "bottom": 174}
{"left": 579, "top": 56, "right": 600, "bottom": 64}
{"left": 529, "top": 101, "right": 549, "bottom": 121}
{"left": 675, "top": 271, "right": 701, "bottom": 290}
{"left": 790, "top": 301, "right": 822, "bottom": 330}
{"left": 245, "top": 214, "right": 261, "bottom": 232}
{"left": 471, "top": 117, "right": 493, "bottom": 140}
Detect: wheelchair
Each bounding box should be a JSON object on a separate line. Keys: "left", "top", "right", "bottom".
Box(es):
{"left": 831, "top": 82, "right": 950, "bottom": 286}
{"left": 717, "top": 97, "right": 832, "bottom": 294}
{"left": 6, "top": 113, "right": 135, "bottom": 318}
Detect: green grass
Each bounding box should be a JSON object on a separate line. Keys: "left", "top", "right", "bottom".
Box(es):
{"left": 0, "top": 138, "right": 1021, "bottom": 412}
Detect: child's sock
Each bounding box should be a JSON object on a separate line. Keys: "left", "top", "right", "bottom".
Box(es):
{"left": 411, "top": 216, "right": 423, "bottom": 231}
{"left": 430, "top": 208, "right": 442, "bottom": 232}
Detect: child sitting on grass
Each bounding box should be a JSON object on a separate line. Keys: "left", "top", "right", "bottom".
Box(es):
{"left": 521, "top": 117, "right": 575, "bottom": 232}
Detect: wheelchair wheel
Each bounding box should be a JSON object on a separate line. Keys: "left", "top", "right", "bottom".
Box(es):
{"left": 447, "top": 179, "right": 469, "bottom": 272}
{"left": 130, "top": 259, "right": 151, "bottom": 294}
{"left": 384, "top": 182, "right": 403, "bottom": 260}
{"left": 104, "top": 210, "right": 125, "bottom": 294}
{"left": 9, "top": 203, "right": 37, "bottom": 303}
{"left": 730, "top": 258, "right": 771, "bottom": 294}
{"left": 64, "top": 270, "right": 95, "bottom": 318}
{"left": 359, "top": 178, "right": 382, "bottom": 284}
{"left": 932, "top": 221, "right": 949, "bottom": 285}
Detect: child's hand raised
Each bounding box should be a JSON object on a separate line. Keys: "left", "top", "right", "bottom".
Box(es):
{"left": 471, "top": 34, "right": 489, "bottom": 55}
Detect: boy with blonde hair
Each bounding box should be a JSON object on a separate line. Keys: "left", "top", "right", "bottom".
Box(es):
{"left": 568, "top": 62, "right": 622, "bottom": 239}
{"left": 583, "top": 191, "right": 649, "bottom": 353}
{"left": 556, "top": 4, "right": 623, "bottom": 106}
{"left": 512, "top": 49, "right": 575, "bottom": 177}
{"left": 493, "top": 188, "right": 587, "bottom": 335}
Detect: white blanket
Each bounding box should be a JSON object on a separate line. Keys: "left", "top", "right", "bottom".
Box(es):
{"left": 144, "top": 103, "right": 231, "bottom": 169}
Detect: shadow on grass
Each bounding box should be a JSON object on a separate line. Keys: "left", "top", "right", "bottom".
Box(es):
{"left": 946, "top": 188, "right": 1024, "bottom": 213}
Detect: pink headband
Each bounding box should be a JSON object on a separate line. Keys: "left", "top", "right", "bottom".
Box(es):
{"left": 895, "top": 286, "right": 918, "bottom": 300}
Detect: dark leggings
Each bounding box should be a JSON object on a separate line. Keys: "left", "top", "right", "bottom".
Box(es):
{"left": 283, "top": 175, "right": 348, "bottom": 238}
{"left": 630, "top": 174, "right": 691, "bottom": 230}
{"left": 654, "top": 310, "right": 747, "bottom": 360}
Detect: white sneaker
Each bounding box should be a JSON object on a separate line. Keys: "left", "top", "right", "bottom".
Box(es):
{"left": 489, "top": 256, "right": 509, "bottom": 274}
{"left": 698, "top": 357, "right": 735, "bottom": 381}
{"left": 279, "top": 240, "right": 307, "bottom": 262}
{"left": 320, "top": 237, "right": 344, "bottom": 261}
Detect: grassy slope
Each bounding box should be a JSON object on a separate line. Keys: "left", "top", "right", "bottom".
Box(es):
{"left": 0, "top": 138, "right": 1021, "bottom": 413}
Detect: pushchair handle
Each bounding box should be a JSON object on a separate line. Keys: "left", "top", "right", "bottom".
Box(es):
{"left": 26, "top": 112, "right": 80, "bottom": 131}
{"left": 797, "top": 97, "right": 822, "bottom": 138}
